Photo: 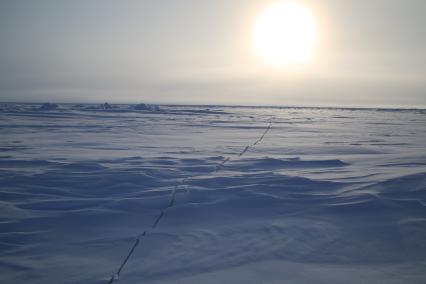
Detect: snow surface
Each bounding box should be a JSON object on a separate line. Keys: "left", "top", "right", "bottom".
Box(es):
{"left": 0, "top": 103, "right": 425, "bottom": 283}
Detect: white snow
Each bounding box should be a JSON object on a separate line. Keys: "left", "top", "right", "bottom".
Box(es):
{"left": 0, "top": 103, "right": 425, "bottom": 283}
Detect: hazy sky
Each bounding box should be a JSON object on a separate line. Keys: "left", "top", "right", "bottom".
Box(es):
{"left": 1, "top": 0, "right": 425, "bottom": 107}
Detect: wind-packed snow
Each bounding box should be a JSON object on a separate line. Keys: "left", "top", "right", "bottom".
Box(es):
{"left": 0, "top": 103, "right": 425, "bottom": 284}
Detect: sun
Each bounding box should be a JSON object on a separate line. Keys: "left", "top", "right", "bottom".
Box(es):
{"left": 253, "top": 1, "right": 317, "bottom": 67}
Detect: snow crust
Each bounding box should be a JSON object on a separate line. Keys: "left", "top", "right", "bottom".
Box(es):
{"left": 0, "top": 103, "right": 425, "bottom": 283}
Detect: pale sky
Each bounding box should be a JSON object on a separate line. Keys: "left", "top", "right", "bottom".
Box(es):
{"left": 1, "top": 0, "right": 425, "bottom": 107}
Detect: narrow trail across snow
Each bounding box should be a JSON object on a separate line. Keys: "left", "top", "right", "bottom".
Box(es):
{"left": 108, "top": 118, "right": 273, "bottom": 283}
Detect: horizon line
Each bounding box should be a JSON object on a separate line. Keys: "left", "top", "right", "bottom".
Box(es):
{"left": 1, "top": 101, "right": 425, "bottom": 111}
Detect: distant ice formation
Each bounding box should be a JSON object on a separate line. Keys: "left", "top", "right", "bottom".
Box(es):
{"left": 101, "top": 102, "right": 113, "bottom": 109}
{"left": 38, "top": 103, "right": 59, "bottom": 111}
{"left": 134, "top": 103, "right": 160, "bottom": 111}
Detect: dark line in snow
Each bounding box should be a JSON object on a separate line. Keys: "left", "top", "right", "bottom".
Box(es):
{"left": 107, "top": 118, "right": 273, "bottom": 283}
{"left": 108, "top": 231, "right": 146, "bottom": 284}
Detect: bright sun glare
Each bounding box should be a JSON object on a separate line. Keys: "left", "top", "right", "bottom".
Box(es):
{"left": 253, "top": 1, "right": 317, "bottom": 67}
